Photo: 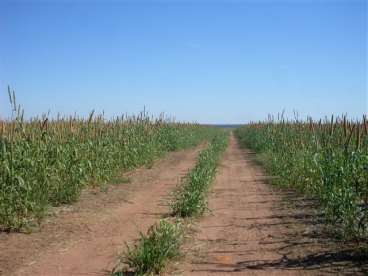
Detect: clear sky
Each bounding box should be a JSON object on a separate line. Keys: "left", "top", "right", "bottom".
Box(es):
{"left": 0, "top": 0, "right": 366, "bottom": 123}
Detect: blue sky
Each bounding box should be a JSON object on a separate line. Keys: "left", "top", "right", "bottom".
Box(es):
{"left": 0, "top": 0, "right": 366, "bottom": 123}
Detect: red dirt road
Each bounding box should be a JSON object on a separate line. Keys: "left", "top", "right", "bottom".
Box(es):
{"left": 0, "top": 146, "right": 203, "bottom": 276}
{"left": 177, "top": 134, "right": 366, "bottom": 275}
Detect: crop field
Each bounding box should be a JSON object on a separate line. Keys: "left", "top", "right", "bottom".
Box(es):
{"left": 1, "top": 102, "right": 368, "bottom": 275}
{"left": 2, "top": 2, "right": 366, "bottom": 275}
{"left": 235, "top": 115, "right": 368, "bottom": 240}
{"left": 0, "top": 91, "right": 219, "bottom": 231}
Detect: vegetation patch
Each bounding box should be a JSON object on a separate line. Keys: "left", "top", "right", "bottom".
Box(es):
{"left": 112, "top": 219, "right": 183, "bottom": 276}
{"left": 0, "top": 89, "right": 215, "bottom": 231}
{"left": 235, "top": 115, "right": 368, "bottom": 240}
{"left": 171, "top": 132, "right": 229, "bottom": 217}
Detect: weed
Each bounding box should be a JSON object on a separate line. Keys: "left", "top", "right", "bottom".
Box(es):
{"left": 113, "top": 219, "right": 183, "bottom": 276}
{"left": 171, "top": 132, "right": 228, "bottom": 218}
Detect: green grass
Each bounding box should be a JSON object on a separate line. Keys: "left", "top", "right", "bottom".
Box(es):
{"left": 171, "top": 131, "right": 228, "bottom": 218}
{"left": 235, "top": 115, "right": 368, "bottom": 240}
{"left": 112, "top": 219, "right": 183, "bottom": 276}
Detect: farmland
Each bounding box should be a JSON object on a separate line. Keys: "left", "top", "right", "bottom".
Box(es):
{"left": 2, "top": 1, "right": 366, "bottom": 275}
{"left": 0, "top": 90, "right": 217, "bottom": 231}
{"left": 1, "top": 110, "right": 367, "bottom": 275}
{"left": 235, "top": 116, "right": 368, "bottom": 240}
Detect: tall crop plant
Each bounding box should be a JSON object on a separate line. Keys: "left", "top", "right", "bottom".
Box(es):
{"left": 0, "top": 88, "right": 212, "bottom": 231}
{"left": 235, "top": 115, "right": 368, "bottom": 239}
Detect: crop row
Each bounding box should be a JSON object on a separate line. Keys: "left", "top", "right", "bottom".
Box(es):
{"left": 235, "top": 115, "right": 368, "bottom": 239}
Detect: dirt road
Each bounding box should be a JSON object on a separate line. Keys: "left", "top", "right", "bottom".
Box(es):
{"left": 177, "top": 134, "right": 367, "bottom": 275}
{"left": 0, "top": 145, "right": 203, "bottom": 276}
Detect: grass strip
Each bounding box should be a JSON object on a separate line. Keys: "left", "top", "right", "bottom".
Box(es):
{"left": 171, "top": 132, "right": 229, "bottom": 217}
